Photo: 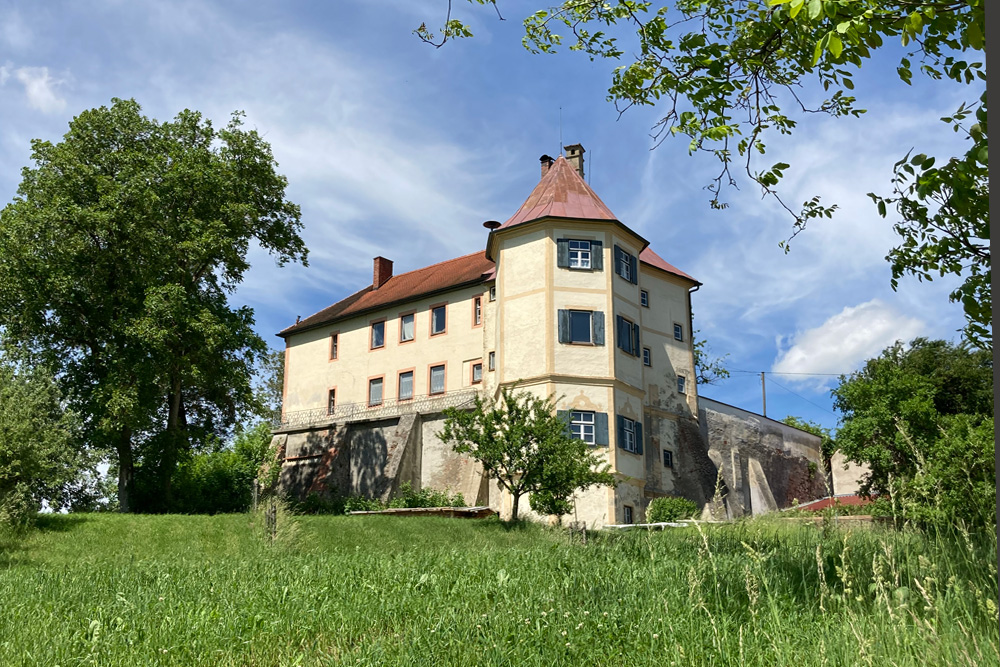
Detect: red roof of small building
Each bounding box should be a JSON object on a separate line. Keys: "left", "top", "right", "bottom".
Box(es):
{"left": 279, "top": 251, "right": 495, "bottom": 337}
{"left": 640, "top": 247, "right": 697, "bottom": 283}
{"left": 499, "top": 156, "right": 618, "bottom": 229}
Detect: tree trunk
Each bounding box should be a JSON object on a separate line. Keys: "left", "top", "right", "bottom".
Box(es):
{"left": 116, "top": 427, "right": 134, "bottom": 513}
{"left": 511, "top": 492, "right": 520, "bottom": 521}
{"left": 163, "top": 374, "right": 184, "bottom": 508}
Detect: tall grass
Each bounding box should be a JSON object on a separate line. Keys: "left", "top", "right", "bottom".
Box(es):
{"left": 0, "top": 513, "right": 996, "bottom": 666}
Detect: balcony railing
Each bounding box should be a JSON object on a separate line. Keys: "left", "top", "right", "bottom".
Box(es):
{"left": 273, "top": 389, "right": 481, "bottom": 431}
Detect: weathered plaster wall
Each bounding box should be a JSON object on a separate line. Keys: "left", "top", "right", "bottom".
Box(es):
{"left": 830, "top": 451, "right": 871, "bottom": 496}
{"left": 698, "top": 397, "right": 826, "bottom": 515}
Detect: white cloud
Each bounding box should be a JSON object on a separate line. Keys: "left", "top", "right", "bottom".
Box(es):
{"left": 772, "top": 299, "right": 924, "bottom": 386}
{"left": 13, "top": 67, "right": 67, "bottom": 114}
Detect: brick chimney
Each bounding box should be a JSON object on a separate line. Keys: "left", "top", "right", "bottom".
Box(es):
{"left": 564, "top": 144, "right": 585, "bottom": 179}
{"left": 373, "top": 256, "right": 393, "bottom": 289}
{"left": 539, "top": 154, "right": 555, "bottom": 178}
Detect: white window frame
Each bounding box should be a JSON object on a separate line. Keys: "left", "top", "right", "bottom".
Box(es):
{"left": 619, "top": 254, "right": 632, "bottom": 282}
{"left": 642, "top": 347, "right": 651, "bottom": 367}
{"left": 399, "top": 313, "right": 415, "bottom": 342}
{"left": 489, "top": 285, "right": 496, "bottom": 301}
{"left": 640, "top": 290, "right": 649, "bottom": 307}
{"left": 472, "top": 362, "right": 483, "bottom": 384}
{"left": 474, "top": 296, "right": 482, "bottom": 325}
{"left": 568, "top": 239, "right": 592, "bottom": 269}
{"left": 488, "top": 351, "right": 495, "bottom": 371}
{"left": 371, "top": 321, "right": 385, "bottom": 349}
{"left": 430, "top": 364, "right": 446, "bottom": 395}
{"left": 623, "top": 505, "right": 634, "bottom": 525}
{"left": 622, "top": 417, "right": 637, "bottom": 453}
{"left": 674, "top": 323, "right": 684, "bottom": 341}
{"left": 431, "top": 305, "right": 446, "bottom": 335}
{"left": 327, "top": 389, "right": 336, "bottom": 415}
{"left": 368, "top": 378, "right": 383, "bottom": 407}
{"left": 398, "top": 371, "right": 414, "bottom": 401}
{"left": 677, "top": 375, "right": 686, "bottom": 394}
{"left": 570, "top": 411, "right": 596, "bottom": 445}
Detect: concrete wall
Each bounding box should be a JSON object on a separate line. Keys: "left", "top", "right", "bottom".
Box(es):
{"left": 830, "top": 451, "right": 871, "bottom": 495}
{"left": 698, "top": 397, "right": 827, "bottom": 516}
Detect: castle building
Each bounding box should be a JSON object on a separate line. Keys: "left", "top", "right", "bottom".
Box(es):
{"left": 274, "top": 145, "right": 825, "bottom": 526}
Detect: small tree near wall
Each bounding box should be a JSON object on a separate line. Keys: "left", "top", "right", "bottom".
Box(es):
{"left": 439, "top": 388, "right": 615, "bottom": 521}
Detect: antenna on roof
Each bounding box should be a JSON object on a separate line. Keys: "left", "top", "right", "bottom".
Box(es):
{"left": 559, "top": 106, "right": 563, "bottom": 155}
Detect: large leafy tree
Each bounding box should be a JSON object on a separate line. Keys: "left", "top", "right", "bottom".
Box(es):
{"left": 832, "top": 338, "right": 993, "bottom": 526}
{"left": 439, "top": 388, "right": 615, "bottom": 521}
{"left": 0, "top": 98, "right": 307, "bottom": 512}
{"left": 422, "top": 1, "right": 988, "bottom": 346}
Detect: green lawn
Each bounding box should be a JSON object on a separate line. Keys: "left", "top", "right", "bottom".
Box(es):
{"left": 0, "top": 512, "right": 996, "bottom": 666}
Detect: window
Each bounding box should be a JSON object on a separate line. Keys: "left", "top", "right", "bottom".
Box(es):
{"left": 616, "top": 315, "right": 639, "bottom": 356}
{"left": 329, "top": 333, "right": 338, "bottom": 360}
{"left": 430, "top": 364, "right": 445, "bottom": 395}
{"left": 616, "top": 415, "right": 643, "bottom": 454}
{"left": 570, "top": 411, "right": 596, "bottom": 445}
{"left": 569, "top": 240, "right": 591, "bottom": 269}
{"left": 472, "top": 362, "right": 483, "bottom": 384}
{"left": 673, "top": 323, "right": 684, "bottom": 341}
{"left": 489, "top": 285, "right": 496, "bottom": 301}
{"left": 569, "top": 310, "right": 592, "bottom": 343}
{"left": 370, "top": 320, "right": 385, "bottom": 349}
{"left": 558, "top": 309, "right": 605, "bottom": 345}
{"left": 640, "top": 290, "right": 649, "bottom": 307}
{"left": 399, "top": 313, "right": 415, "bottom": 342}
{"left": 557, "top": 239, "right": 603, "bottom": 270}
{"left": 622, "top": 417, "right": 637, "bottom": 453}
{"left": 663, "top": 449, "right": 674, "bottom": 468}
{"left": 488, "top": 351, "right": 495, "bottom": 371}
{"left": 623, "top": 505, "right": 634, "bottom": 525}
{"left": 398, "top": 371, "right": 414, "bottom": 401}
{"left": 642, "top": 347, "right": 651, "bottom": 366}
{"left": 614, "top": 245, "right": 637, "bottom": 284}
{"left": 473, "top": 297, "right": 482, "bottom": 326}
{"left": 327, "top": 389, "right": 336, "bottom": 415}
{"left": 677, "top": 375, "right": 686, "bottom": 394}
{"left": 368, "top": 377, "right": 383, "bottom": 406}
{"left": 431, "top": 305, "right": 447, "bottom": 336}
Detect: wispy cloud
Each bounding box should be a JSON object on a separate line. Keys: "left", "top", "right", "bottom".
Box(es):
{"left": 772, "top": 298, "right": 924, "bottom": 389}
{"left": 11, "top": 66, "right": 67, "bottom": 114}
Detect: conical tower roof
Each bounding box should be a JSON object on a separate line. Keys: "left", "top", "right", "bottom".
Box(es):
{"left": 499, "top": 155, "right": 618, "bottom": 230}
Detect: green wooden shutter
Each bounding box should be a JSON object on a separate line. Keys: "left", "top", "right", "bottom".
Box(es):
{"left": 616, "top": 315, "right": 625, "bottom": 351}
{"left": 592, "top": 311, "right": 605, "bottom": 346}
{"left": 616, "top": 414, "right": 625, "bottom": 450}
{"left": 632, "top": 321, "right": 640, "bottom": 356}
{"left": 556, "top": 410, "right": 572, "bottom": 437}
{"left": 595, "top": 412, "right": 609, "bottom": 446}
{"left": 614, "top": 245, "right": 624, "bottom": 278}
{"left": 635, "top": 419, "right": 644, "bottom": 455}
{"left": 558, "top": 309, "right": 570, "bottom": 343}
{"left": 591, "top": 241, "right": 603, "bottom": 270}
{"left": 556, "top": 239, "right": 569, "bottom": 268}
{"left": 630, "top": 253, "right": 638, "bottom": 284}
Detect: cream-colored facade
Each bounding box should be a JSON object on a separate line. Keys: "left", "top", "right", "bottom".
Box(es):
{"left": 277, "top": 147, "right": 702, "bottom": 527}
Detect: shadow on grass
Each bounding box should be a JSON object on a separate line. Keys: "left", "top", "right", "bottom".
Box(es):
{"left": 33, "top": 513, "right": 90, "bottom": 532}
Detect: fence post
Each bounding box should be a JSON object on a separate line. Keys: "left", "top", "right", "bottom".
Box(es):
{"left": 252, "top": 478, "right": 259, "bottom": 512}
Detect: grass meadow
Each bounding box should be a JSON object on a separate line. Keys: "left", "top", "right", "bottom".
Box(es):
{"left": 0, "top": 512, "right": 997, "bottom": 666}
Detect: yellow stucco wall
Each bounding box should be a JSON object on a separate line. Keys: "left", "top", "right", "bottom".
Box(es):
{"left": 283, "top": 283, "right": 490, "bottom": 415}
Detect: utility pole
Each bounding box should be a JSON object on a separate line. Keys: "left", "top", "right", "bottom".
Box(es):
{"left": 761, "top": 371, "right": 767, "bottom": 417}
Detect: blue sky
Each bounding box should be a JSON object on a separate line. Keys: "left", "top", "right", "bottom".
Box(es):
{"left": 0, "top": 1, "right": 981, "bottom": 432}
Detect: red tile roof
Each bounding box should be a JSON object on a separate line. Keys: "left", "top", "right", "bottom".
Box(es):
{"left": 640, "top": 247, "right": 698, "bottom": 284}
{"left": 499, "top": 156, "right": 618, "bottom": 229}
{"left": 279, "top": 251, "right": 495, "bottom": 337}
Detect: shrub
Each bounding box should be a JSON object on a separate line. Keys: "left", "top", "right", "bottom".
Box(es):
{"left": 646, "top": 496, "right": 699, "bottom": 523}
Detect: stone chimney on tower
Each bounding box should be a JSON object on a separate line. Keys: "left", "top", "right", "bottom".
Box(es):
{"left": 564, "top": 144, "right": 585, "bottom": 179}
{"left": 539, "top": 154, "right": 555, "bottom": 178}
{"left": 373, "top": 256, "right": 393, "bottom": 289}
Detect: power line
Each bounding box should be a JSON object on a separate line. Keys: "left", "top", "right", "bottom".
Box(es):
{"left": 764, "top": 375, "right": 840, "bottom": 418}
{"left": 729, "top": 369, "right": 847, "bottom": 377}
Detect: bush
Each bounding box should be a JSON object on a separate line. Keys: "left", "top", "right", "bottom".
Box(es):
{"left": 646, "top": 496, "right": 699, "bottom": 523}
